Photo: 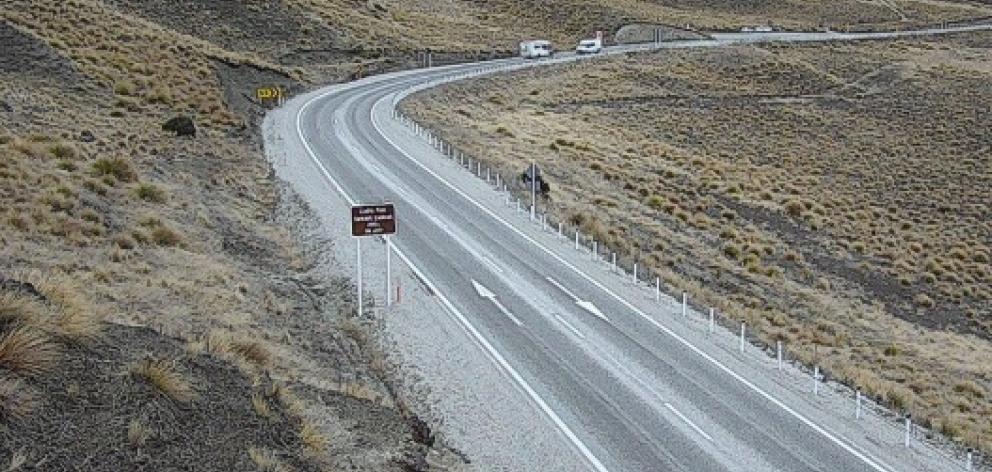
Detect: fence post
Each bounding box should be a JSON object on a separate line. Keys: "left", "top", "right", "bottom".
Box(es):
{"left": 904, "top": 415, "right": 912, "bottom": 448}
{"left": 739, "top": 323, "right": 746, "bottom": 354}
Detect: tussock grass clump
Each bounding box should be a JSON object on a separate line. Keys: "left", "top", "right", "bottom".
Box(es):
{"left": 134, "top": 183, "right": 166, "bottom": 203}
{"left": 130, "top": 358, "right": 194, "bottom": 403}
{"left": 248, "top": 446, "right": 290, "bottom": 472}
{"left": 299, "top": 421, "right": 328, "bottom": 456}
{"left": 0, "top": 376, "right": 38, "bottom": 422}
{"left": 150, "top": 226, "right": 182, "bottom": 247}
{"left": 0, "top": 325, "right": 59, "bottom": 376}
{"left": 90, "top": 157, "right": 136, "bottom": 182}
{"left": 127, "top": 418, "right": 151, "bottom": 448}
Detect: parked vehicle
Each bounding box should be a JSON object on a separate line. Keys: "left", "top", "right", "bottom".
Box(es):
{"left": 519, "top": 40, "right": 554, "bottom": 59}
{"left": 575, "top": 38, "right": 602, "bottom": 54}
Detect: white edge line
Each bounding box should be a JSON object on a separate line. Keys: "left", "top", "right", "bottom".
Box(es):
{"left": 370, "top": 91, "right": 896, "bottom": 472}
{"left": 295, "top": 87, "right": 611, "bottom": 472}
{"left": 665, "top": 403, "right": 715, "bottom": 443}
{"left": 546, "top": 276, "right": 580, "bottom": 302}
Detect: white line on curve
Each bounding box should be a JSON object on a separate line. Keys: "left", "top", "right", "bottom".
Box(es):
{"left": 665, "top": 403, "right": 715, "bottom": 443}
{"left": 369, "top": 92, "right": 895, "bottom": 472}
{"left": 547, "top": 276, "right": 581, "bottom": 301}
{"left": 296, "top": 83, "right": 611, "bottom": 472}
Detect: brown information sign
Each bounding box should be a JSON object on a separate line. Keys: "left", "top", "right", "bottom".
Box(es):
{"left": 351, "top": 204, "right": 396, "bottom": 237}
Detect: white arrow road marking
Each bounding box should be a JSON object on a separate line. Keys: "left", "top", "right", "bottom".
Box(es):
{"left": 554, "top": 314, "right": 586, "bottom": 340}
{"left": 473, "top": 279, "right": 523, "bottom": 326}
{"left": 664, "top": 403, "right": 714, "bottom": 443}
{"left": 547, "top": 277, "right": 610, "bottom": 322}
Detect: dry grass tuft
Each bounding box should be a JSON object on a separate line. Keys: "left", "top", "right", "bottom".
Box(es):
{"left": 251, "top": 393, "right": 272, "bottom": 419}
{"left": 0, "top": 325, "right": 59, "bottom": 376}
{"left": 0, "top": 376, "right": 38, "bottom": 423}
{"left": 229, "top": 339, "right": 271, "bottom": 367}
{"left": 129, "top": 358, "right": 195, "bottom": 403}
{"left": 3, "top": 447, "right": 28, "bottom": 471}
{"left": 299, "top": 421, "right": 328, "bottom": 456}
{"left": 127, "top": 418, "right": 151, "bottom": 448}
{"left": 247, "top": 446, "right": 290, "bottom": 472}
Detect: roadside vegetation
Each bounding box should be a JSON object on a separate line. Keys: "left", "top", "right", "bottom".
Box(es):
{"left": 402, "top": 31, "right": 992, "bottom": 453}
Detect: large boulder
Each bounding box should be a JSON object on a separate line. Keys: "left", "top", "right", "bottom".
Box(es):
{"left": 162, "top": 115, "right": 196, "bottom": 137}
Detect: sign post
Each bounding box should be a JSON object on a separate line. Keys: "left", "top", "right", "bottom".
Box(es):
{"left": 351, "top": 203, "right": 397, "bottom": 314}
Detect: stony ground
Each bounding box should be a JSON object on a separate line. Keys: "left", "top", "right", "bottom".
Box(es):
{"left": 401, "top": 31, "right": 992, "bottom": 454}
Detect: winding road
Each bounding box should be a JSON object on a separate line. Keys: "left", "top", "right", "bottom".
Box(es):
{"left": 272, "top": 25, "right": 991, "bottom": 472}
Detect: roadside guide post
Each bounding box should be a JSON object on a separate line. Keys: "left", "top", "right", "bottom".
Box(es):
{"left": 352, "top": 203, "right": 397, "bottom": 313}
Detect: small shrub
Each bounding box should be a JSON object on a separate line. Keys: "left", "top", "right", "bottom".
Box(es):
{"left": 150, "top": 226, "right": 181, "bottom": 247}
{"left": 114, "top": 80, "right": 136, "bottom": 96}
{"left": 134, "top": 183, "right": 166, "bottom": 203}
{"left": 91, "top": 157, "right": 135, "bottom": 182}
{"left": 49, "top": 143, "right": 76, "bottom": 159}
{"left": 723, "top": 244, "right": 741, "bottom": 260}
{"left": 914, "top": 293, "right": 935, "bottom": 308}
{"left": 57, "top": 160, "right": 77, "bottom": 172}
{"left": 645, "top": 195, "right": 665, "bottom": 210}
{"left": 784, "top": 199, "right": 804, "bottom": 217}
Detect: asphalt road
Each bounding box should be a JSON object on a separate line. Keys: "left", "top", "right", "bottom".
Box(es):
{"left": 283, "top": 25, "right": 991, "bottom": 472}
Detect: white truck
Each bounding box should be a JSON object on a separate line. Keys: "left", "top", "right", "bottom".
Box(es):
{"left": 575, "top": 31, "right": 603, "bottom": 54}
{"left": 519, "top": 40, "right": 554, "bottom": 59}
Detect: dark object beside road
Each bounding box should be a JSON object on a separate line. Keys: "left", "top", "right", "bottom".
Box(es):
{"left": 162, "top": 116, "right": 196, "bottom": 137}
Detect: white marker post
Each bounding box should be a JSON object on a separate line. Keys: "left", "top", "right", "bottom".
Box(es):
{"left": 708, "top": 308, "right": 715, "bottom": 334}
{"left": 612, "top": 253, "right": 617, "bottom": 272}
{"left": 777, "top": 341, "right": 783, "bottom": 371}
{"left": 558, "top": 223, "right": 563, "bottom": 238}
{"left": 356, "top": 238, "right": 363, "bottom": 316}
{"left": 682, "top": 292, "right": 687, "bottom": 319}
{"left": 633, "top": 263, "right": 638, "bottom": 283}
{"left": 575, "top": 231, "right": 580, "bottom": 251}
{"left": 813, "top": 366, "right": 820, "bottom": 396}
{"left": 385, "top": 236, "right": 392, "bottom": 307}
{"left": 740, "top": 323, "right": 746, "bottom": 354}
{"left": 530, "top": 161, "right": 537, "bottom": 222}
{"left": 904, "top": 416, "right": 912, "bottom": 448}
{"left": 655, "top": 277, "right": 660, "bottom": 301}
{"left": 855, "top": 390, "right": 862, "bottom": 420}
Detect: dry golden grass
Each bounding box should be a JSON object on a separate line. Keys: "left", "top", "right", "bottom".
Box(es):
{"left": 0, "top": 326, "right": 58, "bottom": 377}
{"left": 129, "top": 358, "right": 195, "bottom": 403}
{"left": 247, "top": 446, "right": 290, "bottom": 472}
{"left": 405, "top": 32, "right": 992, "bottom": 453}
{"left": 0, "top": 376, "right": 38, "bottom": 423}
{"left": 3, "top": 448, "right": 28, "bottom": 471}
{"left": 126, "top": 418, "right": 151, "bottom": 448}
{"left": 299, "top": 421, "right": 328, "bottom": 456}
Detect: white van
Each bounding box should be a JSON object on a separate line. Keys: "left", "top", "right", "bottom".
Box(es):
{"left": 520, "top": 40, "right": 553, "bottom": 59}
{"left": 576, "top": 39, "right": 602, "bottom": 54}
